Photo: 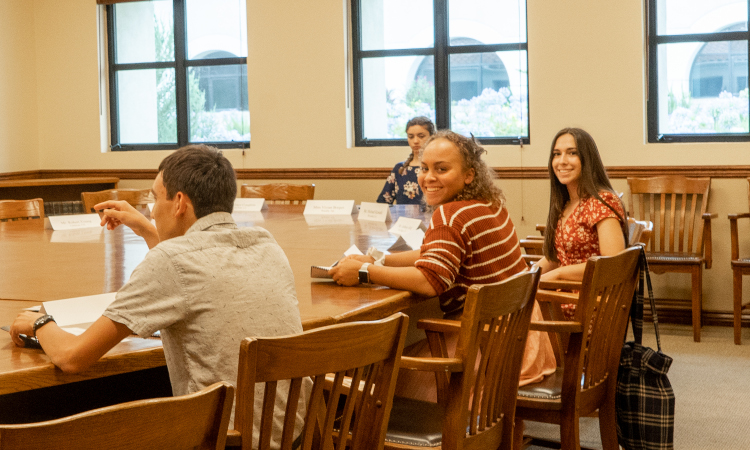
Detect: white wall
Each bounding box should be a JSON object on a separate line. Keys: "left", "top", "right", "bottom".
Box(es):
{"left": 3, "top": 0, "right": 750, "bottom": 314}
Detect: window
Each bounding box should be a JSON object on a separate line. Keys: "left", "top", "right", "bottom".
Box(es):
{"left": 647, "top": 0, "right": 749, "bottom": 142}
{"left": 351, "top": 0, "right": 528, "bottom": 146}
{"left": 105, "top": 0, "right": 249, "bottom": 150}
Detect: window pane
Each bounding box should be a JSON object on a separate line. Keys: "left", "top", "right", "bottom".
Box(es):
{"left": 449, "top": 0, "right": 526, "bottom": 45}
{"left": 657, "top": 0, "right": 747, "bottom": 35}
{"left": 186, "top": 0, "right": 248, "bottom": 59}
{"left": 657, "top": 42, "right": 749, "bottom": 134}
{"left": 188, "top": 65, "right": 250, "bottom": 142}
{"left": 362, "top": 56, "right": 436, "bottom": 139}
{"left": 359, "top": 0, "right": 434, "bottom": 51}
{"left": 449, "top": 51, "right": 528, "bottom": 138}
{"left": 117, "top": 69, "right": 176, "bottom": 144}
{"left": 114, "top": 0, "right": 174, "bottom": 64}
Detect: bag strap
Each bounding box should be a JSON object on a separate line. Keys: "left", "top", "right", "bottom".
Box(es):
{"left": 629, "top": 246, "right": 663, "bottom": 351}
{"left": 641, "top": 246, "right": 663, "bottom": 351}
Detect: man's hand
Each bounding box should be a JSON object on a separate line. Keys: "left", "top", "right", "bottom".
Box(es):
{"left": 10, "top": 311, "right": 44, "bottom": 347}
{"left": 329, "top": 259, "right": 364, "bottom": 286}
{"left": 96, "top": 200, "right": 160, "bottom": 249}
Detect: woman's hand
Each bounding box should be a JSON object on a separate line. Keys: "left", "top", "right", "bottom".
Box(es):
{"left": 343, "top": 254, "right": 375, "bottom": 264}
{"left": 329, "top": 259, "right": 364, "bottom": 286}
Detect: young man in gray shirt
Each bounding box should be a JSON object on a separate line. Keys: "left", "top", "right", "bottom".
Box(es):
{"left": 11, "top": 145, "right": 307, "bottom": 447}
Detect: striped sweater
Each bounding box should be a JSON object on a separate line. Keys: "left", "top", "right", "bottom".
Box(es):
{"left": 415, "top": 200, "right": 526, "bottom": 312}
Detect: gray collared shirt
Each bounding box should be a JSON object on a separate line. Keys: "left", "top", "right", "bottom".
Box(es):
{"left": 104, "top": 212, "right": 306, "bottom": 442}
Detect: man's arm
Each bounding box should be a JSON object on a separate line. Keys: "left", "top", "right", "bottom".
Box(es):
{"left": 95, "top": 200, "right": 160, "bottom": 249}
{"left": 11, "top": 313, "right": 133, "bottom": 373}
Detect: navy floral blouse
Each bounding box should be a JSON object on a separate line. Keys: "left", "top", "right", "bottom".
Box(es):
{"left": 377, "top": 162, "right": 422, "bottom": 205}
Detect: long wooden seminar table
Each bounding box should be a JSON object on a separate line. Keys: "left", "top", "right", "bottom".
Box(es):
{"left": 0, "top": 204, "right": 431, "bottom": 421}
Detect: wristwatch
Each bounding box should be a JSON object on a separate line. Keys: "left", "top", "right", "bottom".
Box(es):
{"left": 358, "top": 263, "right": 371, "bottom": 284}
{"left": 33, "top": 314, "right": 56, "bottom": 337}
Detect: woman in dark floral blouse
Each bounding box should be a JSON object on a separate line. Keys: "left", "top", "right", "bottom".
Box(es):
{"left": 376, "top": 116, "right": 434, "bottom": 204}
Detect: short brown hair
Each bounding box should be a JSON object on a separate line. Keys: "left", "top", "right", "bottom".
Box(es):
{"left": 158, "top": 144, "right": 236, "bottom": 218}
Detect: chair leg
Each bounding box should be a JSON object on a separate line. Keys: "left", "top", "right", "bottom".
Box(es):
{"left": 559, "top": 414, "right": 580, "bottom": 450}
{"left": 512, "top": 419, "right": 525, "bottom": 450}
{"left": 734, "top": 268, "right": 743, "bottom": 345}
{"left": 691, "top": 266, "right": 702, "bottom": 342}
{"left": 598, "top": 396, "right": 620, "bottom": 450}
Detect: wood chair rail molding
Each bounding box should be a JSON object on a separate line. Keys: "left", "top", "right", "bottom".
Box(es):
{"left": 3, "top": 166, "right": 750, "bottom": 182}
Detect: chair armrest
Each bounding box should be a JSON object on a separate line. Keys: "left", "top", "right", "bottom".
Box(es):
{"left": 529, "top": 320, "right": 584, "bottom": 333}
{"left": 728, "top": 213, "right": 750, "bottom": 261}
{"left": 535, "top": 224, "right": 546, "bottom": 235}
{"left": 538, "top": 280, "right": 582, "bottom": 291}
{"left": 225, "top": 430, "right": 241, "bottom": 448}
{"left": 536, "top": 289, "right": 579, "bottom": 303}
{"left": 702, "top": 213, "right": 714, "bottom": 269}
{"left": 417, "top": 318, "right": 461, "bottom": 333}
{"left": 400, "top": 356, "right": 463, "bottom": 373}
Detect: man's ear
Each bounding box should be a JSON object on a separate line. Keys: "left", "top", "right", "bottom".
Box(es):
{"left": 173, "top": 192, "right": 189, "bottom": 216}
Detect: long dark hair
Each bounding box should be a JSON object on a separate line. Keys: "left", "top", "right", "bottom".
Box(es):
{"left": 543, "top": 128, "right": 627, "bottom": 262}
{"left": 399, "top": 116, "right": 435, "bottom": 175}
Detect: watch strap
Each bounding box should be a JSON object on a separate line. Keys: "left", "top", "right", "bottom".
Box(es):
{"left": 33, "top": 314, "right": 56, "bottom": 337}
{"left": 359, "top": 263, "right": 372, "bottom": 284}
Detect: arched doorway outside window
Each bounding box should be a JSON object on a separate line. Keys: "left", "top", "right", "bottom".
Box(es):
{"left": 415, "top": 37, "right": 510, "bottom": 102}
{"left": 690, "top": 22, "right": 749, "bottom": 98}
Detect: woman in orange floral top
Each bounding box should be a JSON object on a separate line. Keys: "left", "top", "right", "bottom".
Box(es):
{"left": 536, "top": 128, "right": 627, "bottom": 285}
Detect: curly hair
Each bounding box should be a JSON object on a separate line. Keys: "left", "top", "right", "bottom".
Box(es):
{"left": 419, "top": 130, "right": 505, "bottom": 209}
{"left": 399, "top": 116, "right": 435, "bottom": 176}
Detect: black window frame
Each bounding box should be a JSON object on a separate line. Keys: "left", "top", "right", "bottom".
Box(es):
{"left": 105, "top": 0, "right": 249, "bottom": 151}
{"left": 351, "top": 0, "right": 530, "bottom": 147}
{"left": 647, "top": 0, "right": 750, "bottom": 143}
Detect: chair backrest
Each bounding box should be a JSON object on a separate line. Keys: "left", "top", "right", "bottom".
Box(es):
{"left": 81, "top": 189, "right": 152, "bottom": 213}
{"left": 627, "top": 176, "right": 710, "bottom": 255}
{"left": 0, "top": 198, "right": 45, "bottom": 229}
{"left": 627, "top": 217, "right": 653, "bottom": 247}
{"left": 240, "top": 183, "right": 315, "bottom": 205}
{"left": 234, "top": 313, "right": 408, "bottom": 450}
{"left": 568, "top": 247, "right": 640, "bottom": 406}
{"left": 0, "top": 381, "right": 234, "bottom": 450}
{"left": 446, "top": 268, "right": 540, "bottom": 449}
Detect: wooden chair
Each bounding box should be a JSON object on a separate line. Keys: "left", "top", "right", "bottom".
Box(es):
{"left": 228, "top": 313, "right": 408, "bottom": 450}
{"left": 514, "top": 247, "right": 641, "bottom": 450}
{"left": 0, "top": 198, "right": 45, "bottom": 229}
{"left": 0, "top": 381, "right": 234, "bottom": 449}
{"left": 383, "top": 268, "right": 541, "bottom": 450}
{"left": 728, "top": 177, "right": 750, "bottom": 344}
{"left": 81, "top": 189, "right": 152, "bottom": 213}
{"left": 240, "top": 183, "right": 315, "bottom": 205}
{"left": 627, "top": 176, "right": 714, "bottom": 342}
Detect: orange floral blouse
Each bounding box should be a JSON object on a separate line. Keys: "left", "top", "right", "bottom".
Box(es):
{"left": 554, "top": 191, "right": 625, "bottom": 266}
{"left": 554, "top": 191, "right": 624, "bottom": 319}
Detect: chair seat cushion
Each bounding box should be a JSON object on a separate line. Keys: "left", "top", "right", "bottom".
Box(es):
{"left": 385, "top": 396, "right": 444, "bottom": 447}
{"left": 646, "top": 253, "right": 703, "bottom": 265}
{"left": 517, "top": 368, "right": 564, "bottom": 401}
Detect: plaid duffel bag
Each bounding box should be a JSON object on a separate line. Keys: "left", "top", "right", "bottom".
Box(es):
{"left": 616, "top": 247, "right": 675, "bottom": 450}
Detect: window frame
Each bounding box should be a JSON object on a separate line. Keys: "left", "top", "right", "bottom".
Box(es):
{"left": 350, "top": 0, "right": 530, "bottom": 147}
{"left": 646, "top": 0, "right": 750, "bottom": 143}
{"left": 105, "top": 0, "right": 249, "bottom": 151}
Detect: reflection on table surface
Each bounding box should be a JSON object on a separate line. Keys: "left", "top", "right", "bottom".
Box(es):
{"left": 0, "top": 204, "right": 431, "bottom": 394}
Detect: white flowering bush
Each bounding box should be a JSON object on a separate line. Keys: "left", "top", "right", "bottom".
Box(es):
{"left": 666, "top": 89, "right": 749, "bottom": 134}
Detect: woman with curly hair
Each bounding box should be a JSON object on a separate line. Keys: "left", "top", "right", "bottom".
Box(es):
{"left": 376, "top": 116, "right": 434, "bottom": 204}
{"left": 331, "top": 130, "right": 555, "bottom": 395}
